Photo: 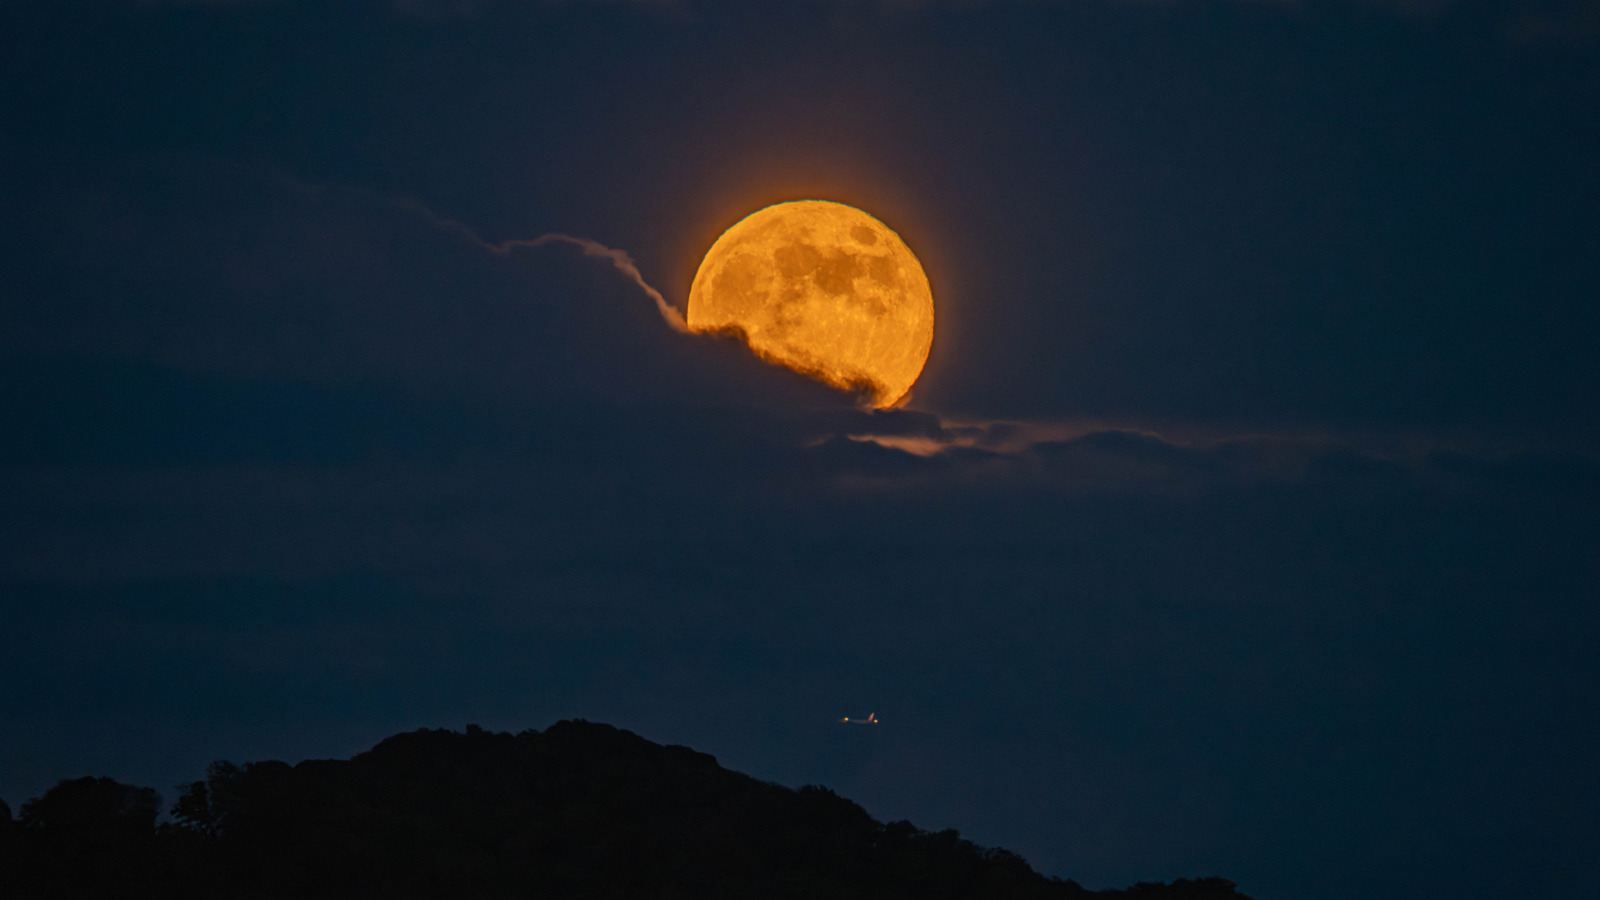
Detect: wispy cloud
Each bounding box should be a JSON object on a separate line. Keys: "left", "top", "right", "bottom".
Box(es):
{"left": 497, "top": 234, "right": 689, "bottom": 334}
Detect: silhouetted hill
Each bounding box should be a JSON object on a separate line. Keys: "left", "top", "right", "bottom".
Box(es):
{"left": 0, "top": 721, "right": 1250, "bottom": 899}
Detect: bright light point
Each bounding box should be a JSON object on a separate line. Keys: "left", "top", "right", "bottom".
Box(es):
{"left": 687, "top": 200, "right": 934, "bottom": 407}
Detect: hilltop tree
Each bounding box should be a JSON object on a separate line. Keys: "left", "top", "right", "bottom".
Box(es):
{"left": 2, "top": 723, "right": 1253, "bottom": 900}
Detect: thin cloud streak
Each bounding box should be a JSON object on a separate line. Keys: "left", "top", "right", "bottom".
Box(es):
{"left": 399, "top": 197, "right": 690, "bottom": 335}
{"left": 499, "top": 234, "right": 690, "bottom": 334}
{"left": 406, "top": 197, "right": 688, "bottom": 334}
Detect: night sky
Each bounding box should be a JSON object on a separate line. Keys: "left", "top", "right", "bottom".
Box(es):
{"left": 3, "top": 0, "right": 1599, "bottom": 897}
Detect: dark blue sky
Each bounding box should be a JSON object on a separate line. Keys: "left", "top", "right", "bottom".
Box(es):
{"left": 3, "top": 1, "right": 1598, "bottom": 897}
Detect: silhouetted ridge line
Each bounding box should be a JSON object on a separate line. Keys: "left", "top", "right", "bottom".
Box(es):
{"left": 0, "top": 720, "right": 1251, "bottom": 900}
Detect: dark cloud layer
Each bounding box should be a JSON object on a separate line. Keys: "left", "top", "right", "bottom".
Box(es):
{"left": 7, "top": 154, "right": 1589, "bottom": 489}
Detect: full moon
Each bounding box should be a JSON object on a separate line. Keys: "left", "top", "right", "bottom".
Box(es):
{"left": 687, "top": 200, "right": 934, "bottom": 407}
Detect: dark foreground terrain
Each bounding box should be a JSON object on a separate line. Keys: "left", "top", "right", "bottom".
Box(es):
{"left": 0, "top": 721, "right": 1248, "bottom": 899}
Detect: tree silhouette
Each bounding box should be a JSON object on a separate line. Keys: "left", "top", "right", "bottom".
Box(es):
{"left": 3, "top": 722, "right": 1254, "bottom": 900}
{"left": 18, "top": 777, "right": 159, "bottom": 850}
{"left": 0, "top": 798, "right": 14, "bottom": 861}
{"left": 11, "top": 777, "right": 163, "bottom": 899}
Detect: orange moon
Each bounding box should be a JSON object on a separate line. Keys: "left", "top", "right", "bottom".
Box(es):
{"left": 686, "top": 200, "right": 934, "bottom": 407}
